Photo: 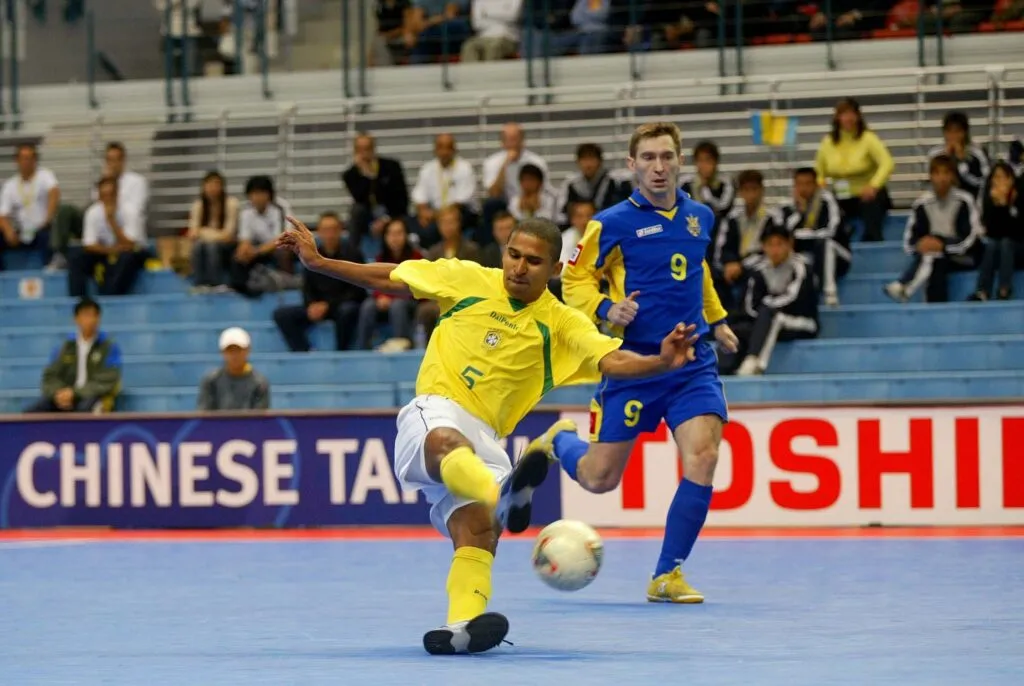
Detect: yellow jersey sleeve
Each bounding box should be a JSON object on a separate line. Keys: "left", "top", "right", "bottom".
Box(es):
{"left": 550, "top": 305, "right": 623, "bottom": 387}
{"left": 561, "top": 219, "right": 610, "bottom": 321}
{"left": 702, "top": 260, "right": 728, "bottom": 326}
{"left": 390, "top": 258, "right": 492, "bottom": 314}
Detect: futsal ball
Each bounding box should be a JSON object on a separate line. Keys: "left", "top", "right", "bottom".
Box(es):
{"left": 531, "top": 519, "right": 604, "bottom": 592}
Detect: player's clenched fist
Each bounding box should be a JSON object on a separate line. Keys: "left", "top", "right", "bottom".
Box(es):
{"left": 608, "top": 291, "right": 641, "bottom": 326}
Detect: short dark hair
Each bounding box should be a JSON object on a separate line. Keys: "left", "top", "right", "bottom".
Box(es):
{"left": 105, "top": 142, "right": 126, "bottom": 157}
{"left": 74, "top": 298, "right": 101, "bottom": 316}
{"left": 693, "top": 140, "right": 719, "bottom": 161}
{"left": 15, "top": 143, "right": 38, "bottom": 159}
{"left": 793, "top": 166, "right": 817, "bottom": 180}
{"left": 736, "top": 169, "right": 764, "bottom": 188}
{"left": 492, "top": 210, "right": 515, "bottom": 225}
{"left": 509, "top": 218, "right": 562, "bottom": 263}
{"left": 576, "top": 143, "right": 603, "bottom": 160}
{"left": 245, "top": 175, "right": 275, "bottom": 197}
{"left": 518, "top": 163, "right": 545, "bottom": 183}
{"left": 97, "top": 175, "right": 118, "bottom": 191}
{"left": 942, "top": 111, "right": 969, "bottom": 135}
{"left": 319, "top": 211, "right": 343, "bottom": 225}
{"left": 929, "top": 154, "right": 956, "bottom": 175}
{"left": 761, "top": 223, "right": 792, "bottom": 242}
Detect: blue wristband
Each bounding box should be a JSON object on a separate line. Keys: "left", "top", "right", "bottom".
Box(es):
{"left": 595, "top": 298, "right": 613, "bottom": 321}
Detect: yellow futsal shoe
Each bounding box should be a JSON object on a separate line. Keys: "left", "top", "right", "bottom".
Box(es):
{"left": 524, "top": 419, "right": 579, "bottom": 461}
{"left": 647, "top": 567, "right": 705, "bottom": 604}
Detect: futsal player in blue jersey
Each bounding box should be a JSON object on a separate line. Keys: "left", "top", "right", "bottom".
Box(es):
{"left": 529, "top": 122, "right": 740, "bottom": 603}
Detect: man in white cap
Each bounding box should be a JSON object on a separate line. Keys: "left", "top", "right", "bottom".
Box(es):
{"left": 197, "top": 326, "right": 271, "bottom": 411}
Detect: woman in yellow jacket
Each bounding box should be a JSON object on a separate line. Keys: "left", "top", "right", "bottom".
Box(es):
{"left": 815, "top": 98, "right": 895, "bottom": 242}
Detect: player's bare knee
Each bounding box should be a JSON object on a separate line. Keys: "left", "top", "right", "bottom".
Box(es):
{"left": 448, "top": 502, "right": 499, "bottom": 554}
{"left": 685, "top": 444, "right": 719, "bottom": 485}
{"left": 581, "top": 462, "right": 624, "bottom": 494}
{"left": 423, "top": 427, "right": 472, "bottom": 482}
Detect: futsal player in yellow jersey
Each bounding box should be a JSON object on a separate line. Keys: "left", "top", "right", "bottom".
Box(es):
{"left": 278, "top": 215, "right": 700, "bottom": 655}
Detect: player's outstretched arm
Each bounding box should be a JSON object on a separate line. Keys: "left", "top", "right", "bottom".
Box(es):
{"left": 277, "top": 216, "right": 411, "bottom": 296}
{"left": 598, "top": 323, "right": 699, "bottom": 379}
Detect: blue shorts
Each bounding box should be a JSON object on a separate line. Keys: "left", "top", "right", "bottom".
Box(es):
{"left": 590, "top": 341, "right": 728, "bottom": 443}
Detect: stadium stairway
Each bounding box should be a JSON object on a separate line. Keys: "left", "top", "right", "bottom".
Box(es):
{"left": 1, "top": 214, "right": 1022, "bottom": 413}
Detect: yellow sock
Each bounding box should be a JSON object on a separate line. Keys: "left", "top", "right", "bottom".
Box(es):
{"left": 446, "top": 546, "right": 494, "bottom": 624}
{"left": 439, "top": 446, "right": 499, "bottom": 508}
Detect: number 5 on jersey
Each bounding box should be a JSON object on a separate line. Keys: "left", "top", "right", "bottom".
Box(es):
{"left": 461, "top": 365, "right": 484, "bottom": 390}
{"left": 670, "top": 253, "right": 688, "bottom": 281}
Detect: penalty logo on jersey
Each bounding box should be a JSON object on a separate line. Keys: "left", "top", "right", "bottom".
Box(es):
{"left": 483, "top": 330, "right": 501, "bottom": 348}
{"left": 568, "top": 244, "right": 582, "bottom": 266}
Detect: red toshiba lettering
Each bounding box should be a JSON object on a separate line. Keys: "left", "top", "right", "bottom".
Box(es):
{"left": 620, "top": 423, "right": 670, "bottom": 510}
{"left": 857, "top": 418, "right": 934, "bottom": 509}
{"left": 769, "top": 418, "right": 841, "bottom": 510}
{"left": 1003, "top": 417, "right": 1024, "bottom": 508}
{"left": 710, "top": 422, "right": 754, "bottom": 511}
{"left": 954, "top": 418, "right": 980, "bottom": 509}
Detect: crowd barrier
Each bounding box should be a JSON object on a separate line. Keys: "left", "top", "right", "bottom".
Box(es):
{"left": 2, "top": 404, "right": 1022, "bottom": 529}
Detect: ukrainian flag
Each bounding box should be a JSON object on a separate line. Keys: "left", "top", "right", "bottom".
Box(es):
{"left": 750, "top": 111, "right": 799, "bottom": 147}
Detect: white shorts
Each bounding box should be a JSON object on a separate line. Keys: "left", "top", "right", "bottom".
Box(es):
{"left": 394, "top": 395, "right": 512, "bottom": 536}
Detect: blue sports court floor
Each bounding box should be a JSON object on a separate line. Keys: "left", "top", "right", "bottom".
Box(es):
{"left": 1, "top": 531, "right": 1022, "bottom": 686}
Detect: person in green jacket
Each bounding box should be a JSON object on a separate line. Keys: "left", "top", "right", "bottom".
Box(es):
{"left": 25, "top": 298, "right": 122, "bottom": 413}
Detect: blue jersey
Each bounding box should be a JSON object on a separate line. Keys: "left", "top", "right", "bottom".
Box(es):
{"left": 563, "top": 189, "right": 728, "bottom": 354}
{"left": 562, "top": 189, "right": 729, "bottom": 443}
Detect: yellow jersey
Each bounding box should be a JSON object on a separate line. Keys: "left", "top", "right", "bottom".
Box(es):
{"left": 390, "top": 259, "right": 623, "bottom": 437}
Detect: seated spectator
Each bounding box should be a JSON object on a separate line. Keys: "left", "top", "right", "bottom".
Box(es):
{"left": 555, "top": 142, "right": 631, "bottom": 226}
{"left": 0, "top": 144, "right": 60, "bottom": 271}
{"left": 815, "top": 98, "right": 893, "bottom": 242}
{"left": 481, "top": 123, "right": 548, "bottom": 238}
{"left": 343, "top": 133, "right": 410, "bottom": 245}
{"left": 548, "top": 200, "right": 594, "bottom": 300}
{"left": 188, "top": 171, "right": 239, "bottom": 291}
{"left": 355, "top": 218, "right": 424, "bottom": 351}
{"left": 894, "top": 0, "right": 991, "bottom": 34}
{"left": 994, "top": 0, "right": 1024, "bottom": 27}
{"left": 680, "top": 140, "right": 735, "bottom": 225}
{"left": 69, "top": 176, "right": 149, "bottom": 298}
{"left": 969, "top": 161, "right": 1024, "bottom": 301}
{"left": 406, "top": 0, "right": 472, "bottom": 64}
{"left": 410, "top": 133, "right": 478, "bottom": 249}
{"left": 154, "top": 0, "right": 201, "bottom": 78}
{"left": 25, "top": 298, "right": 121, "bottom": 414}
{"left": 508, "top": 164, "right": 559, "bottom": 222}
{"left": 461, "top": 0, "right": 522, "bottom": 61}
{"left": 780, "top": 167, "right": 850, "bottom": 307}
{"left": 198, "top": 327, "right": 270, "bottom": 411}
{"left": 714, "top": 170, "right": 783, "bottom": 310}
{"left": 273, "top": 212, "right": 365, "bottom": 352}
{"left": 369, "top": 0, "right": 412, "bottom": 66}
{"left": 728, "top": 226, "right": 818, "bottom": 377}
{"left": 810, "top": 1, "right": 885, "bottom": 39}
{"left": 885, "top": 154, "right": 982, "bottom": 304}
{"left": 230, "top": 175, "right": 290, "bottom": 297}
{"left": 646, "top": 0, "right": 720, "bottom": 50}
{"left": 1011, "top": 138, "right": 1023, "bottom": 177}
{"left": 480, "top": 210, "right": 517, "bottom": 268}
{"left": 521, "top": 0, "right": 573, "bottom": 57}
{"left": 100, "top": 142, "right": 150, "bottom": 238}
{"left": 928, "top": 111, "right": 989, "bottom": 201}
{"left": 416, "top": 205, "right": 481, "bottom": 344}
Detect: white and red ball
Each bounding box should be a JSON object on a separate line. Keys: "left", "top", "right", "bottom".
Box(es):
{"left": 531, "top": 519, "right": 604, "bottom": 592}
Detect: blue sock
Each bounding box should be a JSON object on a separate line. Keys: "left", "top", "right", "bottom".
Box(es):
{"left": 552, "top": 431, "right": 588, "bottom": 482}
{"left": 655, "top": 478, "right": 713, "bottom": 577}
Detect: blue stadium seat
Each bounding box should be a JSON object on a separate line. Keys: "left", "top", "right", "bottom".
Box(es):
{"left": 819, "top": 302, "right": 1024, "bottom": 338}
{"left": 838, "top": 272, "right": 1024, "bottom": 305}
{"left": 847, "top": 242, "right": 907, "bottom": 275}
{"left": 0, "top": 269, "right": 188, "bottom": 299}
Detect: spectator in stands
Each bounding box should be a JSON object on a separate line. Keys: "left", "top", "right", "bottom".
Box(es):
{"left": 101, "top": 143, "right": 150, "bottom": 241}
{"left": 481, "top": 123, "right": 548, "bottom": 239}
{"left": 1011, "top": 137, "right": 1023, "bottom": 176}
{"left": 808, "top": 1, "right": 883, "bottom": 39}
{"left": 680, "top": 140, "right": 735, "bottom": 225}
{"left": 410, "top": 133, "right": 478, "bottom": 249}
{"left": 406, "top": 0, "right": 472, "bottom": 63}
{"left": 69, "top": 176, "right": 149, "bottom": 298}
{"left": 969, "top": 161, "right": 1024, "bottom": 301}
{"left": 230, "top": 175, "right": 288, "bottom": 297}
{"left": 646, "top": 0, "right": 720, "bottom": 50}
{"left": 343, "top": 133, "right": 410, "bottom": 245}
{"left": 273, "top": 212, "right": 365, "bottom": 352}
{"left": 994, "top": 0, "right": 1024, "bottom": 26}
{"left": 198, "top": 327, "right": 271, "bottom": 411}
{"left": 928, "top": 111, "right": 989, "bottom": 200}
{"left": 370, "top": 0, "right": 412, "bottom": 66}
{"left": 885, "top": 154, "right": 982, "bottom": 303}
{"left": 461, "top": 0, "right": 522, "bottom": 61}
{"left": 508, "top": 164, "right": 559, "bottom": 222}
{"left": 902, "top": 0, "right": 992, "bottom": 34}
{"left": 555, "top": 142, "right": 631, "bottom": 226}
{"left": 714, "top": 170, "right": 783, "bottom": 310}
{"left": 188, "top": 171, "right": 239, "bottom": 291}
{"left": 548, "top": 199, "right": 594, "bottom": 301}
{"left": 155, "top": 0, "right": 202, "bottom": 78}
{"left": 815, "top": 98, "right": 894, "bottom": 242}
{"left": 729, "top": 225, "right": 818, "bottom": 377}
{"left": 520, "top": 0, "right": 573, "bottom": 57}
{"left": 781, "top": 167, "right": 850, "bottom": 307}
{"left": 416, "top": 205, "right": 480, "bottom": 343}
{"left": 0, "top": 144, "right": 60, "bottom": 271}
{"left": 355, "top": 218, "right": 424, "bottom": 352}
{"left": 479, "top": 210, "right": 517, "bottom": 268}
{"left": 24, "top": 298, "right": 122, "bottom": 414}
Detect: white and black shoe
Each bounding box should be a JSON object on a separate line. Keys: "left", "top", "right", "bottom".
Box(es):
{"left": 422, "top": 612, "right": 510, "bottom": 655}
{"left": 500, "top": 449, "right": 550, "bottom": 535}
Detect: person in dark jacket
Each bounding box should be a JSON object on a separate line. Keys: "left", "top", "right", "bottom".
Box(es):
{"left": 554, "top": 143, "right": 632, "bottom": 227}
{"left": 927, "top": 111, "right": 990, "bottom": 201}
{"left": 272, "top": 212, "right": 366, "bottom": 351}
{"left": 727, "top": 224, "right": 818, "bottom": 377}
{"left": 680, "top": 141, "right": 735, "bottom": 227}
{"left": 969, "top": 161, "right": 1024, "bottom": 301}
{"left": 342, "top": 133, "right": 410, "bottom": 243}
{"left": 25, "top": 298, "right": 122, "bottom": 413}
{"left": 885, "top": 154, "right": 982, "bottom": 304}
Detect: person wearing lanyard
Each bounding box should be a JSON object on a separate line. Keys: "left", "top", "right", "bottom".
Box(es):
{"left": 0, "top": 144, "right": 60, "bottom": 270}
